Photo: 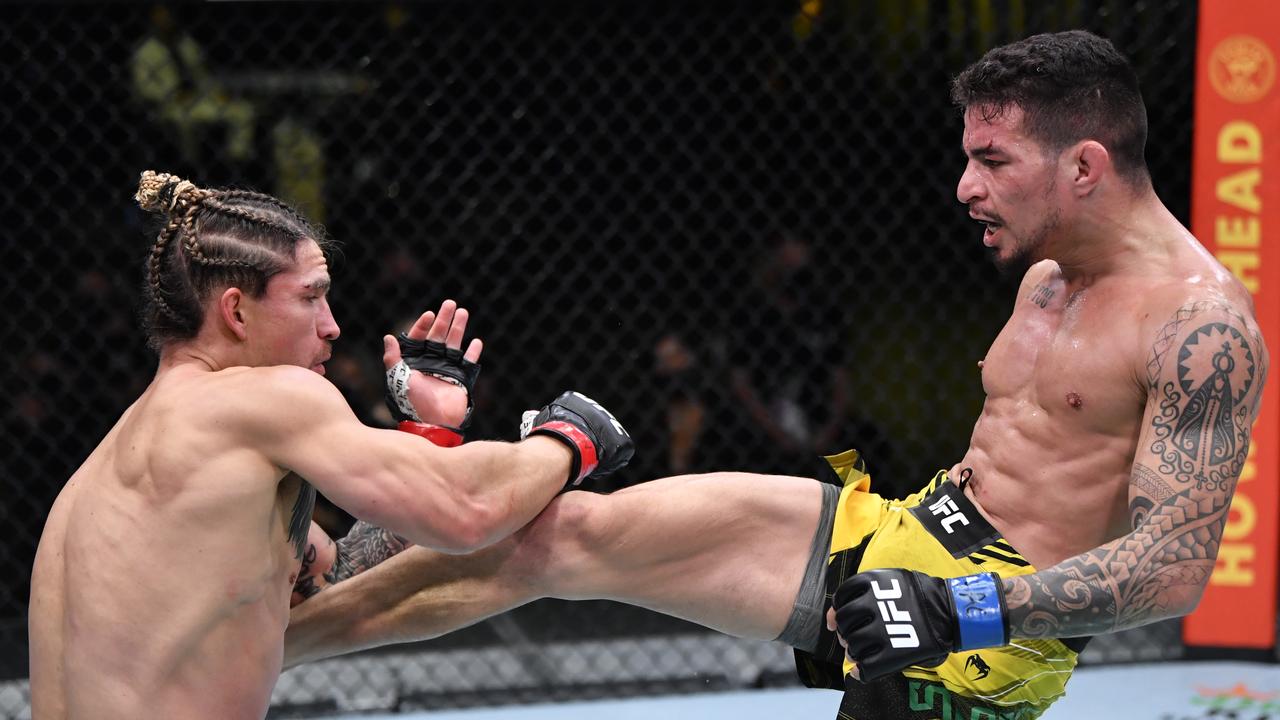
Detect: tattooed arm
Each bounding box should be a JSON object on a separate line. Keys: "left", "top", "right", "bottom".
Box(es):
{"left": 291, "top": 520, "right": 413, "bottom": 606}
{"left": 1003, "top": 300, "right": 1268, "bottom": 638}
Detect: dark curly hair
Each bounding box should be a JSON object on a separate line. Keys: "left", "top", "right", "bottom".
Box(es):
{"left": 952, "top": 31, "right": 1150, "bottom": 187}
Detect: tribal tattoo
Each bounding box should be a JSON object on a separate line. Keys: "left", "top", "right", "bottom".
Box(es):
{"left": 1003, "top": 301, "right": 1266, "bottom": 638}
{"left": 1127, "top": 463, "right": 1174, "bottom": 528}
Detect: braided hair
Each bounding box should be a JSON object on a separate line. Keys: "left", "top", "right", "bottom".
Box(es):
{"left": 134, "top": 170, "right": 331, "bottom": 350}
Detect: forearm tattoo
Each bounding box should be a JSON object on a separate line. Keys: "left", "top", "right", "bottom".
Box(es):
{"left": 325, "top": 520, "right": 412, "bottom": 586}
{"left": 1004, "top": 302, "right": 1266, "bottom": 639}
{"left": 292, "top": 521, "right": 413, "bottom": 601}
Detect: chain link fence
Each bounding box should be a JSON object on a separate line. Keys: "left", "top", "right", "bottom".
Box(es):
{"left": 1, "top": 1, "right": 1217, "bottom": 717}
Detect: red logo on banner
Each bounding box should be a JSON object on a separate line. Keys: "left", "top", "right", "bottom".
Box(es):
{"left": 1196, "top": 683, "right": 1279, "bottom": 702}
{"left": 1209, "top": 35, "right": 1276, "bottom": 103}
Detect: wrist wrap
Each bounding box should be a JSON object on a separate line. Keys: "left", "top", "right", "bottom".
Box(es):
{"left": 397, "top": 421, "right": 464, "bottom": 448}
{"left": 530, "top": 420, "right": 599, "bottom": 486}
{"left": 947, "top": 572, "right": 1007, "bottom": 650}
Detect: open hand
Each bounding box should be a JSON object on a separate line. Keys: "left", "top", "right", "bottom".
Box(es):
{"left": 382, "top": 299, "right": 483, "bottom": 428}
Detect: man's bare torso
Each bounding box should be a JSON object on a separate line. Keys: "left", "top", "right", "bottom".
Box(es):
{"left": 954, "top": 245, "right": 1262, "bottom": 570}
{"left": 29, "top": 366, "right": 308, "bottom": 720}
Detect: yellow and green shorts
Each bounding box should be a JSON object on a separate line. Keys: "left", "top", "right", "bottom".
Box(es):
{"left": 789, "top": 450, "right": 1088, "bottom": 720}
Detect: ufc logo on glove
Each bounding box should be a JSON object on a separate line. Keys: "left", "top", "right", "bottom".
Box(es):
{"left": 871, "top": 578, "right": 921, "bottom": 649}
{"left": 833, "top": 568, "right": 1008, "bottom": 683}
{"left": 569, "top": 392, "right": 630, "bottom": 439}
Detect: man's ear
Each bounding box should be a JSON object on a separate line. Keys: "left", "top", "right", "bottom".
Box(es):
{"left": 217, "top": 287, "right": 249, "bottom": 341}
{"left": 1068, "top": 140, "right": 1112, "bottom": 196}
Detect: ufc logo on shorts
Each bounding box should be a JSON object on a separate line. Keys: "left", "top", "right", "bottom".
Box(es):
{"left": 570, "top": 392, "right": 630, "bottom": 438}
{"left": 929, "top": 495, "right": 970, "bottom": 534}
{"left": 870, "top": 578, "right": 920, "bottom": 649}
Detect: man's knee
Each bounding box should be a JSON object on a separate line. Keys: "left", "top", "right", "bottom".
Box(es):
{"left": 509, "top": 492, "right": 614, "bottom": 595}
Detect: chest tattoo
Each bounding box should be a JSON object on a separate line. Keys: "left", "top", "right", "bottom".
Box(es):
{"left": 1028, "top": 283, "right": 1056, "bottom": 309}
{"left": 288, "top": 480, "right": 316, "bottom": 560}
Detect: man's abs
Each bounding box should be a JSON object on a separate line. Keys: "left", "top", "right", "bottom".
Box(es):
{"left": 953, "top": 264, "right": 1152, "bottom": 568}
{"left": 951, "top": 391, "right": 1143, "bottom": 568}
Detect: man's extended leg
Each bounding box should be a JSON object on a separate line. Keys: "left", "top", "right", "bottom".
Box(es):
{"left": 285, "top": 472, "right": 826, "bottom": 667}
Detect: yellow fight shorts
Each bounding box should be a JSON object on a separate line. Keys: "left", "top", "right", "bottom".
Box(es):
{"left": 794, "top": 450, "right": 1088, "bottom": 720}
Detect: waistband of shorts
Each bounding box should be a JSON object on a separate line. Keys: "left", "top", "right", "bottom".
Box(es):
{"left": 907, "top": 475, "right": 1007, "bottom": 560}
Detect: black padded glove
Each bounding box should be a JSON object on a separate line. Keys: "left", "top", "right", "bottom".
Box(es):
{"left": 832, "top": 569, "right": 1008, "bottom": 683}
{"left": 522, "top": 391, "right": 634, "bottom": 490}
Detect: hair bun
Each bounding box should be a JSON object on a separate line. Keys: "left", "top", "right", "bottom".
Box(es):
{"left": 135, "top": 170, "right": 203, "bottom": 214}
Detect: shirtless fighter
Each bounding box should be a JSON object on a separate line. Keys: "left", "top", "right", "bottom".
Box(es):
{"left": 285, "top": 32, "right": 1268, "bottom": 719}
{"left": 27, "top": 171, "right": 633, "bottom": 719}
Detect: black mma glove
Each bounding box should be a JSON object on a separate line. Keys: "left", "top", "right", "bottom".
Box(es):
{"left": 520, "top": 391, "right": 634, "bottom": 490}
{"left": 385, "top": 332, "right": 482, "bottom": 439}
{"left": 832, "top": 569, "right": 1008, "bottom": 683}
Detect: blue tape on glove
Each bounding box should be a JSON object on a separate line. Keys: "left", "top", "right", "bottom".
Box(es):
{"left": 948, "top": 573, "right": 1005, "bottom": 650}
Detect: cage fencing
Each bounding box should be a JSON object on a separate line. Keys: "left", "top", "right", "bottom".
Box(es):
{"left": 0, "top": 1, "right": 1210, "bottom": 717}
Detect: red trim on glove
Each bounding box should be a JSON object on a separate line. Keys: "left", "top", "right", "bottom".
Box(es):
{"left": 533, "top": 420, "right": 599, "bottom": 484}
{"left": 397, "top": 421, "right": 464, "bottom": 447}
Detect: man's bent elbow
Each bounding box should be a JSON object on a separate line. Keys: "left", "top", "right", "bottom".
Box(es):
{"left": 1124, "top": 583, "right": 1204, "bottom": 630}
{"left": 368, "top": 470, "right": 494, "bottom": 552}
{"left": 427, "top": 494, "right": 499, "bottom": 554}
{"left": 1176, "top": 581, "right": 1210, "bottom": 618}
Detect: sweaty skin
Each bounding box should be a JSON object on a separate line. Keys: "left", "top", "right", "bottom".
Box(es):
{"left": 28, "top": 242, "right": 572, "bottom": 720}
{"left": 951, "top": 258, "right": 1228, "bottom": 570}
{"left": 283, "top": 107, "right": 1266, "bottom": 670}
{"left": 946, "top": 106, "right": 1266, "bottom": 639}
{"left": 30, "top": 385, "right": 312, "bottom": 719}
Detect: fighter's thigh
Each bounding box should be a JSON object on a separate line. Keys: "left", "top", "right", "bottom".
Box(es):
{"left": 523, "top": 472, "right": 825, "bottom": 641}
